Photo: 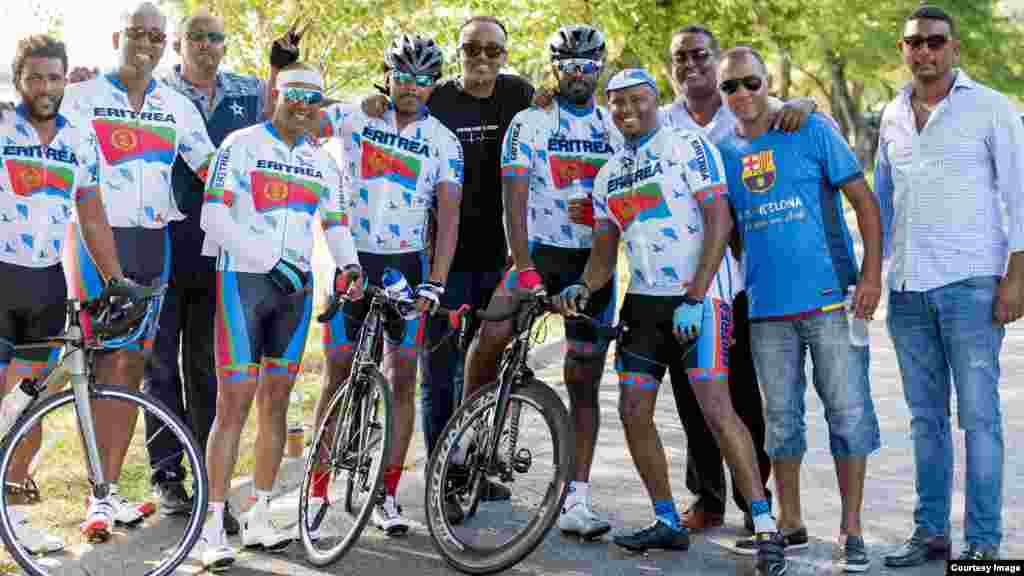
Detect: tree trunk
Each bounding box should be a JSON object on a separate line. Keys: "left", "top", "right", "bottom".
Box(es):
{"left": 779, "top": 49, "right": 792, "bottom": 100}
{"left": 826, "top": 49, "right": 873, "bottom": 168}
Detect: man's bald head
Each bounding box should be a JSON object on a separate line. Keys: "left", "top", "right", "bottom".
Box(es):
{"left": 178, "top": 8, "right": 223, "bottom": 37}
{"left": 120, "top": 1, "right": 167, "bottom": 30}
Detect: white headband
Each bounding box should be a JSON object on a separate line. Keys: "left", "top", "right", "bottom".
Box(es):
{"left": 276, "top": 69, "right": 324, "bottom": 91}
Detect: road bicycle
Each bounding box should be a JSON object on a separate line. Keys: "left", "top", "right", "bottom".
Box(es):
{"left": 297, "top": 280, "right": 468, "bottom": 566}
{"left": 424, "top": 290, "right": 620, "bottom": 574}
{"left": 0, "top": 284, "right": 208, "bottom": 576}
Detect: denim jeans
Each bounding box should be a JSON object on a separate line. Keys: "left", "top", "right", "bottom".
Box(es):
{"left": 751, "top": 309, "right": 881, "bottom": 459}
{"left": 887, "top": 275, "right": 1005, "bottom": 548}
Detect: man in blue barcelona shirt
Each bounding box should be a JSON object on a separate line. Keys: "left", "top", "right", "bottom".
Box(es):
{"left": 716, "top": 46, "right": 883, "bottom": 573}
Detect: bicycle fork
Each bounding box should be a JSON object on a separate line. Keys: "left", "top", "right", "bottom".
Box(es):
{"left": 483, "top": 343, "right": 528, "bottom": 482}
{"left": 66, "top": 324, "right": 109, "bottom": 498}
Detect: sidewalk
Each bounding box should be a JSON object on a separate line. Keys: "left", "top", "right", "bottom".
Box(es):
{"left": 213, "top": 308, "right": 1023, "bottom": 575}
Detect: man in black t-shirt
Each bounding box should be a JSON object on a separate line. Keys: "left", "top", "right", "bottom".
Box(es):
{"left": 420, "top": 16, "right": 533, "bottom": 478}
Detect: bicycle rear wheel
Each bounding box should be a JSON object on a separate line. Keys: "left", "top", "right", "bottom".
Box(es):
{"left": 0, "top": 386, "right": 207, "bottom": 576}
{"left": 424, "top": 379, "right": 571, "bottom": 575}
{"left": 298, "top": 369, "right": 391, "bottom": 566}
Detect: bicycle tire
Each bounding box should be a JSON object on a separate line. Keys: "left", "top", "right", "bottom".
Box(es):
{"left": 424, "top": 378, "right": 571, "bottom": 575}
{"left": 298, "top": 369, "right": 391, "bottom": 566}
{"left": 0, "top": 386, "right": 208, "bottom": 576}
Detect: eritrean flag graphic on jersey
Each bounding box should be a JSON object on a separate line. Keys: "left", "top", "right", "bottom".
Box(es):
{"left": 608, "top": 183, "right": 671, "bottom": 230}
{"left": 4, "top": 160, "right": 74, "bottom": 200}
{"left": 549, "top": 155, "right": 606, "bottom": 190}
{"left": 92, "top": 118, "right": 175, "bottom": 166}
{"left": 360, "top": 141, "right": 420, "bottom": 190}
{"left": 250, "top": 170, "right": 323, "bottom": 215}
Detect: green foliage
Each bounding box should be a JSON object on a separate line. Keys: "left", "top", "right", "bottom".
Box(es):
{"left": 169, "top": 0, "right": 1024, "bottom": 107}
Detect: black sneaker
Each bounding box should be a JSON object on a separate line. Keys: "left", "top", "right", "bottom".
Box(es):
{"left": 155, "top": 482, "right": 192, "bottom": 517}
{"left": 756, "top": 531, "right": 789, "bottom": 576}
{"left": 613, "top": 521, "right": 690, "bottom": 552}
{"left": 224, "top": 502, "right": 240, "bottom": 536}
{"left": 734, "top": 526, "right": 808, "bottom": 556}
{"left": 836, "top": 535, "right": 870, "bottom": 572}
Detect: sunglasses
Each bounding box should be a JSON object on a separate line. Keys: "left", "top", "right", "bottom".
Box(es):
{"left": 902, "top": 34, "right": 949, "bottom": 51}
{"left": 460, "top": 42, "right": 506, "bottom": 59}
{"left": 673, "top": 48, "right": 712, "bottom": 65}
{"left": 282, "top": 87, "right": 324, "bottom": 105}
{"left": 186, "top": 31, "right": 227, "bottom": 44}
{"left": 123, "top": 27, "right": 167, "bottom": 44}
{"left": 555, "top": 58, "right": 602, "bottom": 75}
{"left": 391, "top": 70, "right": 438, "bottom": 87}
{"left": 719, "top": 75, "right": 764, "bottom": 95}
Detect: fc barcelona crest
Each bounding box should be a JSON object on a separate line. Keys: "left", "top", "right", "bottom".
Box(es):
{"left": 741, "top": 150, "right": 776, "bottom": 193}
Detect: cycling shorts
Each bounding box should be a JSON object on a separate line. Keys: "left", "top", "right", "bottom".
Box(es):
{"left": 0, "top": 261, "right": 64, "bottom": 376}
{"left": 66, "top": 226, "right": 170, "bottom": 352}
{"left": 324, "top": 251, "right": 427, "bottom": 359}
{"left": 615, "top": 293, "right": 732, "bottom": 389}
{"left": 501, "top": 242, "right": 615, "bottom": 358}
{"left": 215, "top": 270, "right": 312, "bottom": 382}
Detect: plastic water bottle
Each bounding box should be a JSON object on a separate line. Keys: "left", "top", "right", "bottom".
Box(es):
{"left": 382, "top": 267, "right": 418, "bottom": 319}
{"left": 0, "top": 379, "right": 40, "bottom": 438}
{"left": 846, "top": 295, "right": 869, "bottom": 348}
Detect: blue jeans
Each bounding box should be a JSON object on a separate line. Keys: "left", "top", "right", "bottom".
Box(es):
{"left": 751, "top": 310, "right": 881, "bottom": 459}
{"left": 887, "top": 276, "right": 1005, "bottom": 548}
{"left": 420, "top": 270, "right": 503, "bottom": 454}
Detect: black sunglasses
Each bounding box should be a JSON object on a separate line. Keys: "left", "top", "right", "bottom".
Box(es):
{"left": 902, "top": 34, "right": 949, "bottom": 51}
{"left": 460, "top": 42, "right": 506, "bottom": 59}
{"left": 673, "top": 48, "right": 712, "bottom": 65}
{"left": 186, "top": 31, "right": 227, "bottom": 44}
{"left": 123, "top": 26, "right": 167, "bottom": 44}
{"left": 719, "top": 75, "right": 763, "bottom": 95}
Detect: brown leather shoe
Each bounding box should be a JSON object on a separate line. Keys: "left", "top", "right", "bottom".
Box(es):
{"left": 682, "top": 503, "right": 724, "bottom": 531}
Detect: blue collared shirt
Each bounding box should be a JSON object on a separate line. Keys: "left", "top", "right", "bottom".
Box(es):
{"left": 875, "top": 69, "right": 1024, "bottom": 292}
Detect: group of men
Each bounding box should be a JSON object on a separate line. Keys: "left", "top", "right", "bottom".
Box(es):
{"left": 1, "top": 1, "right": 1020, "bottom": 575}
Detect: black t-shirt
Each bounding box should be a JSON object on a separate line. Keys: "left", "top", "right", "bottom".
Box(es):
{"left": 427, "top": 74, "right": 534, "bottom": 273}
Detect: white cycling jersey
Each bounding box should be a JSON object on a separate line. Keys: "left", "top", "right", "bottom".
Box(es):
{"left": 501, "top": 100, "right": 622, "bottom": 249}
{"left": 321, "top": 103, "right": 463, "bottom": 254}
{"left": 593, "top": 125, "right": 739, "bottom": 300}
{"left": 200, "top": 121, "right": 357, "bottom": 274}
{"left": 0, "top": 107, "right": 98, "bottom": 268}
{"left": 59, "top": 73, "right": 215, "bottom": 228}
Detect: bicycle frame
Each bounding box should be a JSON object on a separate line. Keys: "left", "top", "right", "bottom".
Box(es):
{"left": 479, "top": 300, "right": 544, "bottom": 482}
{"left": 7, "top": 294, "right": 165, "bottom": 499}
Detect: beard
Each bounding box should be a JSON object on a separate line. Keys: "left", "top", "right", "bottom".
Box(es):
{"left": 559, "top": 79, "right": 596, "bottom": 106}
{"left": 20, "top": 94, "right": 61, "bottom": 122}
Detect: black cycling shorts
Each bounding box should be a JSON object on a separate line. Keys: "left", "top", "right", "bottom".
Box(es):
{"left": 0, "top": 261, "right": 65, "bottom": 376}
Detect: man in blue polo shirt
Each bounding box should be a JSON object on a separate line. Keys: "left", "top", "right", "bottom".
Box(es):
{"left": 143, "top": 8, "right": 291, "bottom": 530}
{"left": 717, "top": 46, "right": 883, "bottom": 573}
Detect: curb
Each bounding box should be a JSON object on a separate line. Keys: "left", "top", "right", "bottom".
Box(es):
{"left": 226, "top": 338, "right": 569, "bottom": 510}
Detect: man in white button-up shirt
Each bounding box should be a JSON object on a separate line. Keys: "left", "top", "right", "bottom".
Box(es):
{"left": 876, "top": 5, "right": 1024, "bottom": 567}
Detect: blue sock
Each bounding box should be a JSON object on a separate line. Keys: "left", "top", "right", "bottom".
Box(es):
{"left": 750, "top": 499, "right": 777, "bottom": 533}
{"left": 750, "top": 499, "right": 771, "bottom": 517}
{"left": 653, "top": 500, "right": 683, "bottom": 532}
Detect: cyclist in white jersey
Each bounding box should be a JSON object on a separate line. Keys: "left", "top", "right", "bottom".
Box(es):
{"left": 57, "top": 1, "right": 217, "bottom": 539}
{"left": 567, "top": 69, "right": 787, "bottom": 575}
{"left": 315, "top": 34, "right": 463, "bottom": 536}
{"left": 0, "top": 34, "right": 136, "bottom": 552}
{"left": 465, "top": 24, "right": 621, "bottom": 537}
{"left": 193, "top": 62, "right": 362, "bottom": 569}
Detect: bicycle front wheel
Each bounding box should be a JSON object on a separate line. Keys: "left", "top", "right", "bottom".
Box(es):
{"left": 298, "top": 369, "right": 391, "bottom": 566}
{"left": 0, "top": 386, "right": 208, "bottom": 576}
{"left": 424, "top": 379, "right": 571, "bottom": 575}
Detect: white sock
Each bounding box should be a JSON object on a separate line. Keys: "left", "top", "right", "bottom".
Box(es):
{"left": 250, "top": 490, "right": 272, "bottom": 519}
{"left": 109, "top": 483, "right": 120, "bottom": 497}
{"left": 565, "top": 481, "right": 590, "bottom": 508}
{"left": 204, "top": 501, "right": 225, "bottom": 542}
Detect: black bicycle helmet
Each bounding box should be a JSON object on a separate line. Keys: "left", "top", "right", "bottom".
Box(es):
{"left": 548, "top": 25, "right": 606, "bottom": 61}
{"left": 384, "top": 34, "right": 443, "bottom": 76}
